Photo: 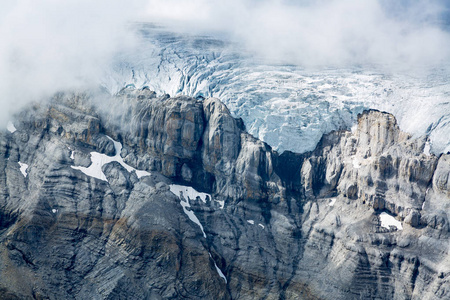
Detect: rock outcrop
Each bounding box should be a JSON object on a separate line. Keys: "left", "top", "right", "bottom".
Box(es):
{"left": 0, "top": 88, "right": 448, "bottom": 299}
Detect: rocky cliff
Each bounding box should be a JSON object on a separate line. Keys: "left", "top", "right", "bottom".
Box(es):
{"left": 0, "top": 88, "right": 448, "bottom": 299}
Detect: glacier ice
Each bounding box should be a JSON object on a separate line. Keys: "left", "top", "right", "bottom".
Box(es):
{"left": 102, "top": 25, "right": 450, "bottom": 154}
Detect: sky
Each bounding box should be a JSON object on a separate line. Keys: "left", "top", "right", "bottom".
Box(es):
{"left": 1, "top": 0, "right": 450, "bottom": 123}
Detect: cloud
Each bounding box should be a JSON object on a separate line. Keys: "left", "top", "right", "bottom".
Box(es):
{"left": 1, "top": 0, "right": 449, "bottom": 125}
{"left": 0, "top": 0, "right": 142, "bottom": 124}
{"left": 142, "top": 0, "right": 450, "bottom": 69}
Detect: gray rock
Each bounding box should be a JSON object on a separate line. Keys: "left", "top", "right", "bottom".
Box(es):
{"left": 0, "top": 91, "right": 448, "bottom": 299}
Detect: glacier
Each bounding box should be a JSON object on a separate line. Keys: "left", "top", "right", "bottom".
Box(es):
{"left": 102, "top": 24, "right": 450, "bottom": 154}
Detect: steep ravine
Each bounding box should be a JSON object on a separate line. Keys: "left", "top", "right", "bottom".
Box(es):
{"left": 0, "top": 88, "right": 448, "bottom": 299}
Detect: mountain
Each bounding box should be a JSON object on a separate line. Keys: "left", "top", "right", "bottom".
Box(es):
{"left": 103, "top": 25, "right": 450, "bottom": 155}
{"left": 0, "top": 88, "right": 448, "bottom": 299}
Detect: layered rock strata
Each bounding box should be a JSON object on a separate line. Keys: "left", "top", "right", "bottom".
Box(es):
{"left": 0, "top": 88, "right": 448, "bottom": 299}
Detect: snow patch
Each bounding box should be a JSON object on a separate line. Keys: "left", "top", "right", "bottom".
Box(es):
{"left": 169, "top": 184, "right": 207, "bottom": 238}
{"left": 52, "top": 209, "right": 57, "bottom": 214}
{"left": 352, "top": 158, "right": 361, "bottom": 169}
{"left": 71, "top": 152, "right": 109, "bottom": 181}
{"left": 18, "top": 162, "right": 28, "bottom": 177}
{"left": 422, "top": 188, "right": 430, "bottom": 210}
{"left": 328, "top": 198, "right": 337, "bottom": 206}
{"left": 67, "top": 147, "right": 75, "bottom": 160}
{"left": 7, "top": 121, "right": 16, "bottom": 133}
{"left": 168, "top": 183, "right": 225, "bottom": 208}
{"left": 71, "top": 136, "right": 150, "bottom": 182}
{"left": 379, "top": 212, "right": 403, "bottom": 230}
{"left": 216, "top": 199, "right": 225, "bottom": 209}
{"left": 168, "top": 184, "right": 210, "bottom": 203}
{"left": 424, "top": 141, "right": 431, "bottom": 156}
{"left": 179, "top": 197, "right": 206, "bottom": 238}
{"left": 247, "top": 220, "right": 254, "bottom": 225}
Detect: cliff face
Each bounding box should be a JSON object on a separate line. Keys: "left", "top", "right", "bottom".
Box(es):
{"left": 0, "top": 89, "right": 448, "bottom": 299}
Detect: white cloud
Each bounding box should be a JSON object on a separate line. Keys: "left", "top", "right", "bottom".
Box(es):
{"left": 0, "top": 0, "right": 142, "bottom": 124}
{"left": 1, "top": 0, "right": 449, "bottom": 125}
{"left": 142, "top": 0, "right": 450, "bottom": 68}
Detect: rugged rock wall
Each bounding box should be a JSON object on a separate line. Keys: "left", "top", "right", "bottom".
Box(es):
{"left": 0, "top": 89, "right": 448, "bottom": 299}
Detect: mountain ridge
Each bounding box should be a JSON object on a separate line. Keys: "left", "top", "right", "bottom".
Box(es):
{"left": 0, "top": 88, "right": 448, "bottom": 299}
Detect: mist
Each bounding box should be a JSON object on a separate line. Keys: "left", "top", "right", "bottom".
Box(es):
{"left": 142, "top": 0, "right": 450, "bottom": 69}
{"left": 0, "top": 0, "right": 142, "bottom": 125}
{"left": 2, "top": 0, "right": 450, "bottom": 125}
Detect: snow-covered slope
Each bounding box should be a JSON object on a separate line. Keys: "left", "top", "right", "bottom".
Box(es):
{"left": 102, "top": 24, "right": 450, "bottom": 154}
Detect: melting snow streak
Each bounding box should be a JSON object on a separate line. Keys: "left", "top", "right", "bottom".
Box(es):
{"left": 170, "top": 184, "right": 207, "bottom": 238}
{"left": 209, "top": 253, "right": 227, "bottom": 283}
